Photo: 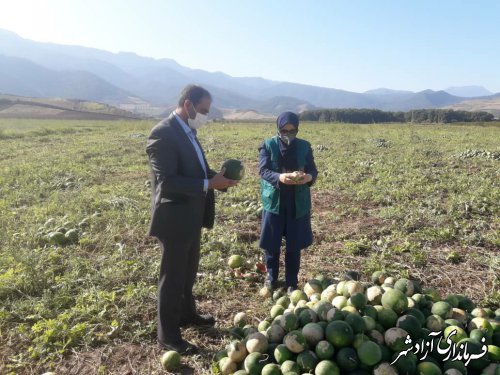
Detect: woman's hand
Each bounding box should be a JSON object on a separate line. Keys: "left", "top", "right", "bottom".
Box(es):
{"left": 279, "top": 171, "right": 312, "bottom": 185}
{"left": 296, "top": 173, "right": 313, "bottom": 184}
{"left": 279, "top": 173, "right": 296, "bottom": 185}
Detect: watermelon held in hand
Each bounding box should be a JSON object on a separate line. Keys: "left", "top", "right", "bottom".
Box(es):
{"left": 222, "top": 159, "right": 245, "bottom": 180}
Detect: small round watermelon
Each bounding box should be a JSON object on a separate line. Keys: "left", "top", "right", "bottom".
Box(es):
{"left": 222, "top": 159, "right": 245, "bottom": 180}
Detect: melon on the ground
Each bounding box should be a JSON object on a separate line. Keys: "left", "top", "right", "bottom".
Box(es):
{"left": 274, "top": 344, "right": 293, "bottom": 364}
{"left": 64, "top": 228, "right": 79, "bottom": 243}
{"left": 469, "top": 328, "right": 490, "bottom": 344}
{"left": 304, "top": 279, "right": 323, "bottom": 297}
{"left": 458, "top": 296, "right": 475, "bottom": 312}
{"left": 245, "top": 332, "right": 268, "bottom": 353}
{"left": 444, "top": 318, "right": 462, "bottom": 328}
{"left": 391, "top": 351, "right": 417, "bottom": 375}
{"left": 406, "top": 307, "right": 426, "bottom": 326}
{"left": 314, "top": 301, "right": 334, "bottom": 321}
{"left": 266, "top": 324, "right": 286, "bottom": 343}
{"left": 376, "top": 306, "right": 398, "bottom": 329}
{"left": 281, "top": 360, "right": 301, "bottom": 374}
{"left": 488, "top": 345, "right": 500, "bottom": 361}
{"left": 290, "top": 290, "right": 308, "bottom": 304}
{"left": 417, "top": 361, "right": 443, "bottom": 375}
{"left": 234, "top": 312, "right": 248, "bottom": 328}
{"left": 363, "top": 305, "right": 378, "bottom": 320}
{"left": 481, "top": 363, "right": 499, "bottom": 375}
{"left": 335, "top": 347, "right": 359, "bottom": 371}
{"left": 227, "top": 340, "right": 247, "bottom": 363}
{"left": 373, "top": 362, "right": 398, "bottom": 375}
{"left": 384, "top": 327, "right": 410, "bottom": 352}
{"left": 352, "top": 333, "right": 370, "bottom": 349}
{"left": 443, "top": 359, "right": 467, "bottom": 375}
{"left": 344, "top": 313, "right": 366, "bottom": 334}
{"left": 362, "top": 315, "right": 376, "bottom": 331}
{"left": 368, "top": 330, "right": 385, "bottom": 345}
{"left": 394, "top": 278, "right": 415, "bottom": 296}
{"left": 296, "top": 350, "right": 319, "bottom": 372}
{"left": 381, "top": 288, "right": 408, "bottom": 314}
{"left": 219, "top": 357, "right": 237, "bottom": 375}
{"left": 326, "top": 308, "right": 344, "bottom": 322}
{"left": 443, "top": 325, "right": 468, "bottom": 344}
{"left": 299, "top": 308, "right": 318, "bottom": 326}
{"left": 456, "top": 338, "right": 490, "bottom": 371}
{"left": 332, "top": 296, "right": 348, "bottom": 310}
{"left": 283, "top": 330, "right": 308, "bottom": 353}
{"left": 371, "top": 271, "right": 387, "bottom": 285}
{"left": 431, "top": 301, "right": 453, "bottom": 318}
{"left": 315, "top": 360, "right": 340, "bottom": 375}
{"left": 160, "top": 351, "right": 181, "bottom": 371}
{"left": 426, "top": 314, "right": 446, "bottom": 332}
{"left": 336, "top": 281, "right": 346, "bottom": 295}
{"left": 270, "top": 305, "right": 285, "bottom": 319}
{"left": 222, "top": 159, "right": 245, "bottom": 180}
{"left": 279, "top": 312, "right": 300, "bottom": 332}
{"left": 315, "top": 340, "right": 335, "bottom": 360}
{"left": 258, "top": 320, "right": 271, "bottom": 332}
{"left": 357, "top": 340, "right": 382, "bottom": 366}
{"left": 302, "top": 322, "right": 325, "bottom": 347}
{"left": 243, "top": 325, "right": 258, "bottom": 337}
{"left": 349, "top": 292, "right": 367, "bottom": 310}
{"left": 48, "top": 231, "right": 67, "bottom": 245}
{"left": 396, "top": 314, "right": 421, "bottom": 338}
{"left": 321, "top": 285, "right": 337, "bottom": 302}
{"left": 214, "top": 349, "right": 228, "bottom": 361}
{"left": 384, "top": 277, "right": 396, "bottom": 285}
{"left": 367, "top": 286, "right": 383, "bottom": 305}
{"left": 261, "top": 363, "right": 280, "bottom": 375}
{"left": 341, "top": 306, "right": 359, "bottom": 316}
{"left": 276, "top": 296, "right": 291, "bottom": 308}
{"left": 471, "top": 307, "right": 489, "bottom": 318}
{"left": 228, "top": 255, "right": 245, "bottom": 269}
{"left": 445, "top": 295, "right": 460, "bottom": 308}
{"left": 343, "top": 281, "right": 364, "bottom": 298}
{"left": 244, "top": 352, "right": 269, "bottom": 375}
{"left": 469, "top": 317, "right": 493, "bottom": 335}
{"left": 325, "top": 320, "right": 354, "bottom": 348}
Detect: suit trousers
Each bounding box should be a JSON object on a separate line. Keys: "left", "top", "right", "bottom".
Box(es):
{"left": 157, "top": 229, "right": 201, "bottom": 343}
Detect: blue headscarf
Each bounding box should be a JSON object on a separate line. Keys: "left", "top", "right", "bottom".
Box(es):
{"left": 276, "top": 111, "right": 299, "bottom": 170}
{"left": 277, "top": 111, "right": 299, "bottom": 130}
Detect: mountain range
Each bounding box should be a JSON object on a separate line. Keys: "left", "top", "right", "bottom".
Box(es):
{"left": 0, "top": 28, "right": 498, "bottom": 118}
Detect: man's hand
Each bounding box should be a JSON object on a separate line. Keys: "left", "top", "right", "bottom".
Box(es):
{"left": 208, "top": 168, "right": 238, "bottom": 190}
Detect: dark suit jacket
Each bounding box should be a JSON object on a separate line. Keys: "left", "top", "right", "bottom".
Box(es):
{"left": 146, "top": 114, "right": 215, "bottom": 238}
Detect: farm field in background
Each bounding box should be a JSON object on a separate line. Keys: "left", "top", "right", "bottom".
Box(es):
{"left": 0, "top": 119, "right": 499, "bottom": 374}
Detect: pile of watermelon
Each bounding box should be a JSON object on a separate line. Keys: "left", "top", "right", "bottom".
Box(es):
{"left": 214, "top": 272, "right": 500, "bottom": 375}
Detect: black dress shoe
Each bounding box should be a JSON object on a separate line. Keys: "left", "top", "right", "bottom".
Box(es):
{"left": 158, "top": 338, "right": 198, "bottom": 355}
{"left": 180, "top": 314, "right": 215, "bottom": 327}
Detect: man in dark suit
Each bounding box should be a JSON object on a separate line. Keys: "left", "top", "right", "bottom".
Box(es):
{"left": 146, "top": 85, "right": 237, "bottom": 354}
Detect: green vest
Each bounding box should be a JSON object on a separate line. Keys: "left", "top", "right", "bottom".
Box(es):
{"left": 260, "top": 136, "right": 312, "bottom": 218}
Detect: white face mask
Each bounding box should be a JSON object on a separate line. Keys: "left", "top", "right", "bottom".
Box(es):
{"left": 187, "top": 104, "right": 208, "bottom": 129}
{"left": 278, "top": 133, "right": 296, "bottom": 145}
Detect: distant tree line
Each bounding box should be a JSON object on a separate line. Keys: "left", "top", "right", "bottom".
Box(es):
{"left": 299, "top": 108, "right": 495, "bottom": 123}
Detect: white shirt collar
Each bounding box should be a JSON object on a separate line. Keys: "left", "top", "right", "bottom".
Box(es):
{"left": 173, "top": 111, "right": 193, "bottom": 135}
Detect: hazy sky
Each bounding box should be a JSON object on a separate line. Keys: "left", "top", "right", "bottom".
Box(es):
{"left": 1, "top": 0, "right": 499, "bottom": 93}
